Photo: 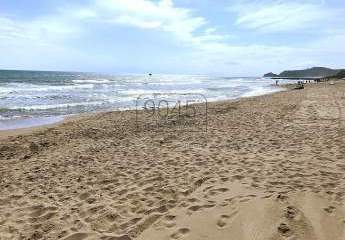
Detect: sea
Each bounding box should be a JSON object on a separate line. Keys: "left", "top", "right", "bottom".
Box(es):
{"left": 0, "top": 70, "right": 290, "bottom": 130}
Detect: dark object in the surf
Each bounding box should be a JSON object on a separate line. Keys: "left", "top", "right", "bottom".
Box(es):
{"left": 149, "top": 73, "right": 152, "bottom": 76}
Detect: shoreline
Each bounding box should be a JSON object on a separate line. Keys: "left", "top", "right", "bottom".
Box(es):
{"left": 0, "top": 84, "right": 286, "bottom": 135}
{"left": 1, "top": 81, "right": 344, "bottom": 239}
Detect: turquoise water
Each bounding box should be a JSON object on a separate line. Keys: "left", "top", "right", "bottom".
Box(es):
{"left": 0, "top": 70, "right": 286, "bottom": 129}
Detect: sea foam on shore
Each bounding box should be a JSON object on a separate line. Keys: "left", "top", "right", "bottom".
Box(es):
{"left": 0, "top": 70, "right": 290, "bottom": 130}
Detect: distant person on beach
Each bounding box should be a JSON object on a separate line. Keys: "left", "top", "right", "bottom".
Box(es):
{"left": 276, "top": 80, "right": 279, "bottom": 86}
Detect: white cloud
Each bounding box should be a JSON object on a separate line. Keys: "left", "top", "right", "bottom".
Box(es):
{"left": 230, "top": 0, "right": 341, "bottom": 33}
{"left": 72, "top": 0, "right": 344, "bottom": 74}
{"left": 0, "top": 0, "right": 344, "bottom": 74}
{"left": 73, "top": 0, "right": 227, "bottom": 46}
{"left": 0, "top": 14, "right": 77, "bottom": 48}
{"left": 0, "top": 17, "right": 35, "bottom": 41}
{"left": 0, "top": 13, "right": 84, "bottom": 71}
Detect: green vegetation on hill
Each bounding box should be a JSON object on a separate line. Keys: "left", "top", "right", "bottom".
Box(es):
{"left": 279, "top": 67, "right": 341, "bottom": 78}
{"left": 263, "top": 72, "right": 279, "bottom": 78}
{"left": 264, "top": 67, "right": 345, "bottom": 78}
{"left": 334, "top": 70, "right": 345, "bottom": 79}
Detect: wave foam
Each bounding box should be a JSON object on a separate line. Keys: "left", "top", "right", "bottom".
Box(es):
{"left": 72, "top": 79, "right": 112, "bottom": 84}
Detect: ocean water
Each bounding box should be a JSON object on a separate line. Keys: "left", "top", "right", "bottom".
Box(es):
{"left": 0, "top": 70, "right": 286, "bottom": 129}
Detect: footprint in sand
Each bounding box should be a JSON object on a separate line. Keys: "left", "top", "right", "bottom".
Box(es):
{"left": 217, "top": 215, "right": 230, "bottom": 228}
{"left": 29, "top": 205, "right": 58, "bottom": 218}
{"left": 324, "top": 206, "right": 336, "bottom": 215}
{"left": 187, "top": 202, "right": 216, "bottom": 214}
{"left": 187, "top": 198, "right": 200, "bottom": 203}
{"left": 277, "top": 223, "right": 291, "bottom": 236}
{"left": 285, "top": 206, "right": 299, "bottom": 220}
{"left": 29, "top": 209, "right": 58, "bottom": 223}
{"left": 188, "top": 205, "right": 203, "bottom": 212}
{"left": 78, "top": 192, "right": 91, "bottom": 201}
{"left": 170, "top": 228, "right": 190, "bottom": 239}
{"left": 63, "top": 232, "right": 92, "bottom": 240}
{"left": 216, "top": 211, "right": 238, "bottom": 229}
{"left": 163, "top": 215, "right": 177, "bottom": 228}
{"left": 208, "top": 187, "right": 229, "bottom": 197}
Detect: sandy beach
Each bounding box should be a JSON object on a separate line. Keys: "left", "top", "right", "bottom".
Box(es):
{"left": 1, "top": 81, "right": 345, "bottom": 240}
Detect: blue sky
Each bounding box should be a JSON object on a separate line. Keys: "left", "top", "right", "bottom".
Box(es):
{"left": 0, "top": 0, "right": 344, "bottom": 76}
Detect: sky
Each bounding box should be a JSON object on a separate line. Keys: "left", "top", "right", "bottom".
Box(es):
{"left": 0, "top": 0, "right": 345, "bottom": 76}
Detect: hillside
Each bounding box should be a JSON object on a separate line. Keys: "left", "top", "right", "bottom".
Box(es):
{"left": 334, "top": 70, "right": 345, "bottom": 79}
{"left": 263, "top": 72, "right": 279, "bottom": 78}
{"left": 264, "top": 67, "right": 344, "bottom": 78}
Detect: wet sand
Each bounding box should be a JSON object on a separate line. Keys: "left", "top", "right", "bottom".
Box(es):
{"left": 0, "top": 81, "right": 345, "bottom": 240}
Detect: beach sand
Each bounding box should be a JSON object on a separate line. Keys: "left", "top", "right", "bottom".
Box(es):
{"left": 0, "top": 81, "right": 345, "bottom": 240}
